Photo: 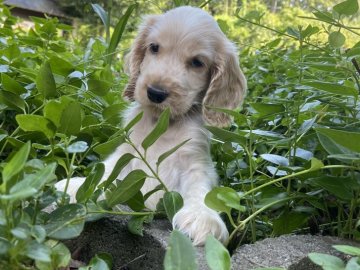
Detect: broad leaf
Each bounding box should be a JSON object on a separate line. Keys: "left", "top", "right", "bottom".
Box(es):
{"left": 333, "top": 245, "right": 360, "bottom": 256}
{"left": 36, "top": 61, "right": 58, "bottom": 98}
{"left": 16, "top": 115, "right": 56, "bottom": 139}
{"left": 164, "top": 230, "right": 198, "bottom": 270}
{"left": 2, "top": 141, "right": 31, "bottom": 185}
{"left": 206, "top": 126, "right": 246, "bottom": 145}
{"left": 106, "top": 4, "right": 137, "bottom": 65}
{"left": 101, "top": 153, "right": 135, "bottom": 190}
{"left": 303, "top": 81, "right": 357, "bottom": 97}
{"left": 142, "top": 108, "right": 170, "bottom": 150}
{"left": 308, "top": 253, "right": 345, "bottom": 270}
{"left": 163, "top": 191, "right": 184, "bottom": 221}
{"left": 76, "top": 163, "right": 105, "bottom": 203}
{"left": 333, "top": 0, "right": 359, "bottom": 16}
{"left": 205, "top": 235, "right": 231, "bottom": 270}
{"left": 106, "top": 170, "right": 147, "bottom": 207}
{"left": 260, "top": 154, "right": 289, "bottom": 166}
{"left": 328, "top": 32, "right": 345, "bottom": 48}
{"left": 1, "top": 73, "right": 26, "bottom": 94}
{"left": 127, "top": 214, "right": 153, "bottom": 236}
{"left": 157, "top": 139, "right": 190, "bottom": 167}
{"left": 45, "top": 204, "right": 86, "bottom": 239}
{"left": 59, "top": 101, "right": 82, "bottom": 136}
{"left": 315, "top": 128, "right": 360, "bottom": 153}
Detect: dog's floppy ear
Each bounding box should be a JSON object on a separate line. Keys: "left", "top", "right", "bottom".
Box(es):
{"left": 202, "top": 41, "right": 247, "bottom": 127}
{"left": 123, "top": 15, "right": 159, "bottom": 101}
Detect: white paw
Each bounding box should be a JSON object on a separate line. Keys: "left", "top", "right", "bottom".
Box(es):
{"left": 172, "top": 205, "right": 229, "bottom": 246}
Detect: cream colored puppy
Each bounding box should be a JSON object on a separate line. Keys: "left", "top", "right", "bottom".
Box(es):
{"left": 56, "top": 6, "right": 246, "bottom": 245}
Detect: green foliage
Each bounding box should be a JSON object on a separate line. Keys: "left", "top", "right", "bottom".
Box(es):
{"left": 309, "top": 244, "right": 360, "bottom": 270}
{"left": 205, "top": 235, "right": 231, "bottom": 270}
{"left": 164, "top": 230, "right": 198, "bottom": 270}
{"left": 0, "top": 0, "right": 360, "bottom": 268}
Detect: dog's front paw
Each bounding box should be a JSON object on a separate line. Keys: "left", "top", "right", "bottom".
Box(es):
{"left": 172, "top": 205, "right": 229, "bottom": 245}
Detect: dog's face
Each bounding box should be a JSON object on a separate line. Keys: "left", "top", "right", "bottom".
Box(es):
{"left": 124, "top": 6, "right": 247, "bottom": 127}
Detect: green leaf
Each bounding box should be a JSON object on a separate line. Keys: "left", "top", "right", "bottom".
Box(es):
{"left": 309, "top": 158, "right": 324, "bottom": 171}
{"left": 101, "top": 153, "right": 135, "bottom": 190}
{"left": 36, "top": 242, "right": 71, "bottom": 270}
{"left": 59, "top": 101, "right": 82, "bottom": 136}
{"left": 36, "top": 61, "right": 58, "bottom": 98}
{"left": 24, "top": 241, "right": 51, "bottom": 263}
{"left": 205, "top": 187, "right": 244, "bottom": 216}
{"left": 345, "top": 257, "right": 360, "bottom": 270}
{"left": 308, "top": 253, "right": 345, "bottom": 270}
{"left": 164, "top": 230, "right": 198, "bottom": 270}
{"left": 0, "top": 90, "right": 26, "bottom": 111}
{"left": 313, "top": 11, "right": 335, "bottom": 23}
{"left": 10, "top": 163, "right": 57, "bottom": 196}
{"left": 142, "top": 108, "right": 170, "bottom": 150}
{"left": 67, "top": 141, "right": 88, "bottom": 153}
{"left": 106, "top": 4, "right": 137, "bottom": 65}
{"left": 2, "top": 141, "right": 31, "bottom": 185}
{"left": 0, "top": 239, "right": 11, "bottom": 255}
{"left": 205, "top": 235, "right": 231, "bottom": 270}
{"left": 125, "top": 191, "right": 145, "bottom": 211}
{"left": 45, "top": 204, "right": 86, "bottom": 239}
{"left": 1, "top": 73, "right": 26, "bottom": 94}
{"left": 44, "top": 96, "right": 72, "bottom": 128}
{"left": 206, "top": 126, "right": 246, "bottom": 145}
{"left": 93, "top": 135, "right": 125, "bottom": 157}
{"left": 250, "top": 103, "right": 285, "bottom": 116}
{"left": 106, "top": 170, "right": 147, "bottom": 207}
{"left": 303, "top": 81, "right": 357, "bottom": 97}
{"left": 16, "top": 114, "right": 56, "bottom": 139}
{"left": 310, "top": 176, "right": 355, "bottom": 201}
{"left": 333, "top": 0, "right": 359, "bottom": 16}
{"left": 87, "top": 79, "right": 112, "bottom": 96}
{"left": 163, "top": 191, "right": 184, "bottom": 221}
{"left": 11, "top": 226, "right": 30, "bottom": 239}
{"left": 80, "top": 253, "right": 112, "bottom": 270}
{"left": 157, "top": 139, "right": 190, "bottom": 167}
{"left": 48, "top": 56, "right": 74, "bottom": 76}
{"left": 124, "top": 111, "right": 143, "bottom": 132}
{"left": 260, "top": 154, "right": 289, "bottom": 166}
{"left": 328, "top": 32, "right": 345, "bottom": 48}
{"left": 91, "top": 4, "right": 109, "bottom": 31}
{"left": 315, "top": 128, "right": 360, "bottom": 153}
{"left": 272, "top": 212, "right": 308, "bottom": 235}
{"left": 31, "top": 225, "right": 46, "bottom": 243}
{"left": 333, "top": 245, "right": 360, "bottom": 256}
{"left": 76, "top": 163, "right": 105, "bottom": 203}
{"left": 127, "top": 214, "right": 153, "bottom": 236}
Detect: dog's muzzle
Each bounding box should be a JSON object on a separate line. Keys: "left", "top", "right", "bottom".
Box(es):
{"left": 147, "top": 85, "right": 168, "bottom": 103}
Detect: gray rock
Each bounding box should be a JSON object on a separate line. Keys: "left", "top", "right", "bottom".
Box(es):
{"left": 65, "top": 215, "right": 359, "bottom": 270}
{"left": 232, "top": 234, "right": 359, "bottom": 270}
{"left": 65, "top": 216, "right": 208, "bottom": 270}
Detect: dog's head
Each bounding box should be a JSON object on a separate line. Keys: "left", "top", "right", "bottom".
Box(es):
{"left": 124, "top": 6, "right": 247, "bottom": 127}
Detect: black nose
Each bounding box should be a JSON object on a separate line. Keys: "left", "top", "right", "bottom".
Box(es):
{"left": 147, "top": 85, "right": 168, "bottom": 103}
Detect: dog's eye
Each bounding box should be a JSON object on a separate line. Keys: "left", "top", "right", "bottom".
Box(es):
{"left": 149, "top": 43, "right": 159, "bottom": 54}
{"left": 190, "top": 57, "right": 204, "bottom": 68}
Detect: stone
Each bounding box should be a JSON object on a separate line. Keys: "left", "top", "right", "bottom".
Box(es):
{"left": 65, "top": 215, "right": 359, "bottom": 270}
{"left": 65, "top": 216, "right": 209, "bottom": 270}
{"left": 231, "top": 234, "right": 359, "bottom": 270}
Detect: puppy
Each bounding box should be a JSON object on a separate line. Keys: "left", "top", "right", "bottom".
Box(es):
{"left": 56, "top": 6, "right": 246, "bottom": 245}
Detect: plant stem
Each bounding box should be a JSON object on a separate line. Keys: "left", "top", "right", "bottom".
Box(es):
{"left": 125, "top": 136, "right": 169, "bottom": 192}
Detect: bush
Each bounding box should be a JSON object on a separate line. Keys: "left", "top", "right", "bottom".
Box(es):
{"left": 0, "top": 0, "right": 359, "bottom": 269}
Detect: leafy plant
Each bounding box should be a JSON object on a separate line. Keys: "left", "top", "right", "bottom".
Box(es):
{"left": 309, "top": 244, "right": 360, "bottom": 270}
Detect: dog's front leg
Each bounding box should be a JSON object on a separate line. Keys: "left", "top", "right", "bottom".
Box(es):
{"left": 172, "top": 167, "right": 229, "bottom": 246}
